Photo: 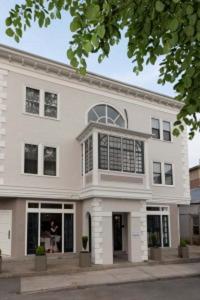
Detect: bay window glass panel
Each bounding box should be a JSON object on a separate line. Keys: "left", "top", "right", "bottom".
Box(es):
{"left": 163, "top": 121, "right": 171, "bottom": 141}
{"left": 98, "top": 134, "right": 108, "bottom": 170}
{"left": 135, "top": 140, "right": 144, "bottom": 174}
{"left": 44, "top": 147, "right": 57, "bottom": 176}
{"left": 153, "top": 162, "right": 162, "bottom": 184}
{"left": 109, "top": 136, "right": 122, "bottom": 171}
{"left": 164, "top": 163, "right": 173, "bottom": 185}
{"left": 24, "top": 144, "right": 38, "bottom": 174}
{"left": 122, "top": 138, "right": 135, "bottom": 172}
{"left": 26, "top": 87, "right": 40, "bottom": 115}
{"left": 152, "top": 118, "right": 160, "bottom": 139}
{"left": 44, "top": 92, "right": 58, "bottom": 118}
{"left": 84, "top": 135, "right": 93, "bottom": 173}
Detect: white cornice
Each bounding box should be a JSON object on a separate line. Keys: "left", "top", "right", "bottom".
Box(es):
{"left": 0, "top": 44, "right": 183, "bottom": 111}
{"left": 77, "top": 122, "right": 152, "bottom": 142}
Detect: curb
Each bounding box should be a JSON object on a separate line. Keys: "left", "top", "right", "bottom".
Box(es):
{"left": 19, "top": 273, "right": 200, "bottom": 295}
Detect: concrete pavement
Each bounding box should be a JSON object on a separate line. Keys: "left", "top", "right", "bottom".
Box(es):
{"left": 20, "top": 262, "right": 200, "bottom": 293}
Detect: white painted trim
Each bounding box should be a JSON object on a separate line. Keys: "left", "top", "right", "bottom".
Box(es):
{"left": 25, "top": 200, "right": 76, "bottom": 255}
{"left": 86, "top": 102, "right": 127, "bottom": 128}
{"left": 152, "top": 161, "right": 175, "bottom": 187}
{"left": 0, "top": 62, "right": 180, "bottom": 115}
{"left": 21, "top": 142, "right": 59, "bottom": 177}
{"left": 23, "top": 84, "right": 60, "bottom": 121}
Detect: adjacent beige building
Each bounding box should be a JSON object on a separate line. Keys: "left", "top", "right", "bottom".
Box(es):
{"left": 0, "top": 45, "right": 190, "bottom": 264}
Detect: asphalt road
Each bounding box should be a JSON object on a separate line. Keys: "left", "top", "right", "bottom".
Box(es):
{"left": 1, "top": 277, "right": 200, "bottom": 300}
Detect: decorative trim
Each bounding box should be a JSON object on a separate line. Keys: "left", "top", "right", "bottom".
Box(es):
{"left": 0, "top": 44, "right": 183, "bottom": 112}
{"left": 77, "top": 121, "right": 152, "bottom": 142}
{"left": 0, "top": 69, "right": 8, "bottom": 185}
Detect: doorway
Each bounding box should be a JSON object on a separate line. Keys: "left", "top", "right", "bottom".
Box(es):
{"left": 113, "top": 214, "right": 123, "bottom": 251}
{"left": 0, "top": 210, "right": 12, "bottom": 256}
{"left": 113, "top": 213, "right": 128, "bottom": 262}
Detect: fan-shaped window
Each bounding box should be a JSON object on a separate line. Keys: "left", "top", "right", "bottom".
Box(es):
{"left": 88, "top": 104, "right": 125, "bottom": 128}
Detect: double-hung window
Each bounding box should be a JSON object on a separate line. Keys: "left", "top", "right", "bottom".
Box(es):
{"left": 164, "top": 163, "right": 173, "bottom": 185}
{"left": 153, "top": 162, "right": 162, "bottom": 184}
{"left": 152, "top": 118, "right": 160, "bottom": 139}
{"left": 163, "top": 121, "right": 171, "bottom": 141}
{"left": 25, "top": 87, "right": 58, "bottom": 119}
{"left": 24, "top": 144, "right": 57, "bottom": 176}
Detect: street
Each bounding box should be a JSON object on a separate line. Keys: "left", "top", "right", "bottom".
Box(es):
{"left": 1, "top": 277, "right": 200, "bottom": 300}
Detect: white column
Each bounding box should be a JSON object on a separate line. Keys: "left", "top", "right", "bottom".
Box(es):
{"left": 91, "top": 198, "right": 103, "bottom": 264}
{"left": 92, "top": 130, "right": 99, "bottom": 185}
{"left": 128, "top": 205, "right": 148, "bottom": 262}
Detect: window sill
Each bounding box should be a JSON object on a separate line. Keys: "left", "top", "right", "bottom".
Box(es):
{"left": 21, "top": 173, "right": 60, "bottom": 178}
{"left": 151, "top": 137, "right": 172, "bottom": 143}
{"left": 152, "top": 183, "right": 175, "bottom": 188}
{"left": 99, "top": 169, "right": 145, "bottom": 177}
{"left": 22, "top": 112, "right": 60, "bottom": 122}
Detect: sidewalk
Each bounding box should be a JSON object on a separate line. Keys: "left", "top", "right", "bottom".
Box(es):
{"left": 20, "top": 262, "right": 200, "bottom": 294}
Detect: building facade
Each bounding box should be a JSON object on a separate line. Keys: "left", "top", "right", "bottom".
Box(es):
{"left": 0, "top": 45, "right": 190, "bottom": 264}
{"left": 180, "top": 165, "right": 200, "bottom": 245}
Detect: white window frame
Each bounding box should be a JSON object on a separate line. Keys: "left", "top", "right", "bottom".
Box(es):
{"left": 146, "top": 205, "right": 171, "bottom": 248}
{"left": 25, "top": 200, "right": 76, "bottom": 256}
{"left": 21, "top": 143, "right": 59, "bottom": 177}
{"left": 150, "top": 116, "right": 173, "bottom": 143}
{"left": 23, "top": 85, "right": 60, "bottom": 120}
{"left": 152, "top": 161, "right": 175, "bottom": 187}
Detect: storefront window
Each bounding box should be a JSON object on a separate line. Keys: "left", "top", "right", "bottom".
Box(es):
{"left": 26, "top": 202, "right": 75, "bottom": 255}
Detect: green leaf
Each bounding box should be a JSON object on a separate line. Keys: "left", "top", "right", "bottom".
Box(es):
{"left": 96, "top": 25, "right": 105, "bottom": 38}
{"left": 85, "top": 4, "right": 100, "bottom": 20}
{"left": 185, "top": 25, "right": 194, "bottom": 37}
{"left": 67, "top": 48, "right": 74, "bottom": 60}
{"left": 6, "top": 28, "right": 14, "bottom": 37}
{"left": 155, "top": 1, "right": 165, "bottom": 12}
{"left": 186, "top": 5, "right": 194, "bottom": 15}
{"left": 71, "top": 57, "right": 79, "bottom": 68}
{"left": 70, "top": 18, "right": 82, "bottom": 32}
{"left": 169, "top": 18, "right": 179, "bottom": 31}
{"left": 5, "top": 17, "right": 12, "bottom": 26}
{"left": 83, "top": 40, "right": 93, "bottom": 52}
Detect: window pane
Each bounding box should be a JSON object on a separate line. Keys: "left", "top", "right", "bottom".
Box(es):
{"left": 44, "top": 147, "right": 56, "bottom": 176}
{"left": 147, "top": 215, "right": 161, "bottom": 247}
{"left": 163, "top": 121, "right": 171, "bottom": 141}
{"left": 28, "top": 203, "right": 39, "bottom": 208}
{"left": 109, "top": 136, "right": 122, "bottom": 171}
{"left": 152, "top": 118, "right": 160, "bottom": 139}
{"left": 153, "top": 162, "right": 162, "bottom": 184}
{"left": 24, "top": 144, "right": 38, "bottom": 174}
{"left": 88, "top": 109, "right": 98, "bottom": 123}
{"left": 94, "top": 105, "right": 106, "bottom": 118}
{"left": 84, "top": 135, "right": 93, "bottom": 174}
{"left": 41, "top": 203, "right": 62, "bottom": 209}
{"left": 27, "top": 213, "right": 38, "bottom": 254}
{"left": 107, "top": 106, "right": 119, "bottom": 121}
{"left": 164, "top": 163, "right": 173, "bottom": 185}
{"left": 98, "top": 133, "right": 108, "bottom": 170}
{"left": 135, "top": 141, "right": 144, "bottom": 174}
{"left": 122, "top": 138, "right": 135, "bottom": 172}
{"left": 115, "top": 116, "right": 125, "bottom": 128}
{"left": 44, "top": 92, "right": 57, "bottom": 118}
{"left": 26, "top": 87, "right": 40, "bottom": 115}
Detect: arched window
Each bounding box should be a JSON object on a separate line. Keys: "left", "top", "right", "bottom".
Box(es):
{"left": 88, "top": 104, "right": 125, "bottom": 128}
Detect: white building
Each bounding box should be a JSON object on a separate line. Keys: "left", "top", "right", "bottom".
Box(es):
{"left": 0, "top": 45, "right": 190, "bottom": 264}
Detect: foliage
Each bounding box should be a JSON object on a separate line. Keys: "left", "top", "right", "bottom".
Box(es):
{"left": 180, "top": 239, "right": 188, "bottom": 247}
{"left": 35, "top": 245, "right": 46, "bottom": 256}
{"left": 150, "top": 233, "right": 159, "bottom": 248}
{"left": 82, "top": 236, "right": 88, "bottom": 251}
{"left": 5, "top": 0, "right": 200, "bottom": 138}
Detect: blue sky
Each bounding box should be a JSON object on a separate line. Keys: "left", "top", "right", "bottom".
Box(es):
{"left": 0, "top": 1, "right": 199, "bottom": 167}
